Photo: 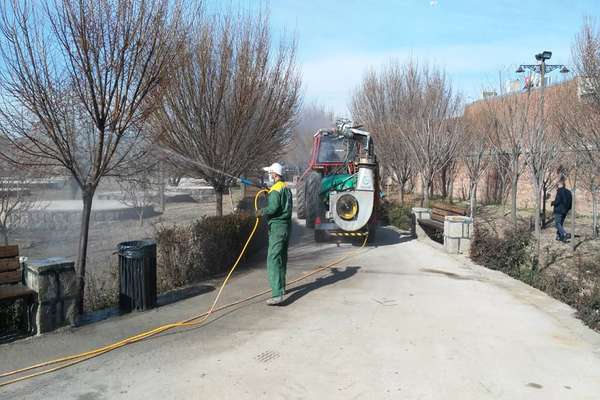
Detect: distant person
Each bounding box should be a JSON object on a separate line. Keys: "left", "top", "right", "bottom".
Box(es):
{"left": 551, "top": 179, "right": 572, "bottom": 242}
{"left": 257, "top": 162, "right": 293, "bottom": 305}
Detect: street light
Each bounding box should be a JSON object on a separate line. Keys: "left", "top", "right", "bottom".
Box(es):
{"left": 516, "top": 50, "right": 569, "bottom": 91}
{"left": 535, "top": 51, "right": 552, "bottom": 61}
{"left": 515, "top": 51, "right": 569, "bottom": 226}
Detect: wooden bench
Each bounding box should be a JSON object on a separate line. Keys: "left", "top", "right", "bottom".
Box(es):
{"left": 0, "top": 245, "right": 36, "bottom": 335}
{"left": 418, "top": 203, "right": 468, "bottom": 241}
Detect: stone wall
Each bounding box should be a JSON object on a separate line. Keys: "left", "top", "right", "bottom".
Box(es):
{"left": 23, "top": 206, "right": 154, "bottom": 231}
{"left": 412, "top": 208, "right": 473, "bottom": 254}
{"left": 24, "top": 258, "right": 78, "bottom": 334}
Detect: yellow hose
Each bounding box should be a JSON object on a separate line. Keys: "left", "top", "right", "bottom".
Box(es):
{"left": 0, "top": 189, "right": 369, "bottom": 388}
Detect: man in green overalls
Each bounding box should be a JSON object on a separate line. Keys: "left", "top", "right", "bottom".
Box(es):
{"left": 257, "top": 162, "right": 293, "bottom": 305}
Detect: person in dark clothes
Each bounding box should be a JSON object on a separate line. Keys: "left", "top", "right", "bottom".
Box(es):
{"left": 551, "top": 179, "right": 572, "bottom": 242}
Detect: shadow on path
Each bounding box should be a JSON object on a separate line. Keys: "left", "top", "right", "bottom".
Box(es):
{"left": 157, "top": 284, "right": 215, "bottom": 307}
{"left": 371, "top": 227, "right": 414, "bottom": 247}
{"left": 281, "top": 266, "right": 361, "bottom": 306}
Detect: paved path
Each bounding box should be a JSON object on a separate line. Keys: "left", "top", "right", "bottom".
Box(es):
{"left": 1, "top": 223, "right": 600, "bottom": 399}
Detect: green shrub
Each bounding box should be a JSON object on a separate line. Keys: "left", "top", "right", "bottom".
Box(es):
{"left": 470, "top": 223, "right": 532, "bottom": 278}
{"left": 381, "top": 202, "right": 413, "bottom": 231}
{"left": 155, "top": 214, "right": 265, "bottom": 293}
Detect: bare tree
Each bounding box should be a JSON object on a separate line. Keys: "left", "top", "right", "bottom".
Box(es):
{"left": 484, "top": 92, "right": 529, "bottom": 225}
{"left": 523, "top": 87, "right": 559, "bottom": 242}
{"left": 438, "top": 159, "right": 458, "bottom": 201}
{"left": 584, "top": 173, "right": 600, "bottom": 239}
{"left": 557, "top": 82, "right": 600, "bottom": 242}
{"left": 156, "top": 11, "right": 301, "bottom": 216}
{"left": 0, "top": 0, "right": 185, "bottom": 313}
{"left": 557, "top": 17, "right": 600, "bottom": 242}
{"left": 400, "top": 63, "right": 462, "bottom": 207}
{"left": 573, "top": 18, "right": 600, "bottom": 108}
{"left": 117, "top": 166, "right": 157, "bottom": 226}
{"left": 462, "top": 113, "right": 491, "bottom": 218}
{"left": 569, "top": 19, "right": 600, "bottom": 219}
{"left": 0, "top": 167, "right": 38, "bottom": 245}
{"left": 350, "top": 64, "right": 415, "bottom": 204}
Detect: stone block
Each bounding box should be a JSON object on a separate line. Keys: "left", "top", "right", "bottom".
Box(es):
{"left": 24, "top": 268, "right": 38, "bottom": 292}
{"left": 59, "top": 270, "right": 78, "bottom": 297}
{"left": 444, "top": 237, "right": 460, "bottom": 254}
{"left": 445, "top": 220, "right": 463, "bottom": 238}
{"left": 444, "top": 216, "right": 473, "bottom": 239}
{"left": 36, "top": 303, "right": 58, "bottom": 334}
{"left": 460, "top": 238, "right": 472, "bottom": 255}
{"left": 63, "top": 298, "right": 78, "bottom": 325}
{"left": 24, "top": 257, "right": 78, "bottom": 335}
{"left": 25, "top": 269, "right": 58, "bottom": 302}
{"left": 414, "top": 220, "right": 430, "bottom": 241}
{"left": 39, "top": 274, "right": 58, "bottom": 302}
{"left": 412, "top": 207, "right": 432, "bottom": 221}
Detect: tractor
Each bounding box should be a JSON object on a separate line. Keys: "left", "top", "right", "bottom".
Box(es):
{"left": 296, "top": 120, "right": 379, "bottom": 242}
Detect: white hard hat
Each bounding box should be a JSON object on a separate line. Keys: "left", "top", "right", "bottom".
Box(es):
{"left": 262, "top": 162, "right": 283, "bottom": 176}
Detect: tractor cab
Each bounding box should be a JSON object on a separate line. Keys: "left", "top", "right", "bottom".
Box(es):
{"left": 309, "top": 126, "right": 374, "bottom": 176}
{"left": 297, "top": 120, "right": 379, "bottom": 242}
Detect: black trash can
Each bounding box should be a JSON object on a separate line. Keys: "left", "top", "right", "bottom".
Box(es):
{"left": 117, "top": 240, "right": 157, "bottom": 312}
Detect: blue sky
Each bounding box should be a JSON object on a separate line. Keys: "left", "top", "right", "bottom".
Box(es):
{"left": 209, "top": 0, "right": 600, "bottom": 115}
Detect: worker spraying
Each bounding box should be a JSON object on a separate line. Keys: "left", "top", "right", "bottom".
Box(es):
{"left": 257, "top": 162, "right": 293, "bottom": 305}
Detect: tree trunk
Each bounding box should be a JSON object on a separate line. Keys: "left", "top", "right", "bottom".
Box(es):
{"left": 541, "top": 183, "right": 547, "bottom": 228}
{"left": 571, "top": 172, "right": 578, "bottom": 251}
{"left": 423, "top": 178, "right": 431, "bottom": 208}
{"left": 1, "top": 229, "right": 8, "bottom": 246}
{"left": 511, "top": 167, "right": 518, "bottom": 225}
{"left": 159, "top": 163, "right": 166, "bottom": 213}
{"left": 592, "top": 188, "right": 597, "bottom": 239}
{"left": 429, "top": 180, "right": 434, "bottom": 200}
{"left": 76, "top": 190, "right": 95, "bottom": 315}
{"left": 469, "top": 182, "right": 477, "bottom": 219}
{"left": 440, "top": 167, "right": 448, "bottom": 199}
{"left": 215, "top": 189, "right": 223, "bottom": 216}
{"left": 139, "top": 209, "right": 144, "bottom": 227}
{"left": 533, "top": 181, "right": 541, "bottom": 240}
{"left": 399, "top": 184, "right": 404, "bottom": 205}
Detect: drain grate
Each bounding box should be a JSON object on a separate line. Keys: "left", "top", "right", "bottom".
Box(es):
{"left": 255, "top": 350, "right": 280, "bottom": 363}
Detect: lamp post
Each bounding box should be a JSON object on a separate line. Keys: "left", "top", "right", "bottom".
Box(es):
{"left": 516, "top": 51, "right": 570, "bottom": 232}
{"left": 516, "top": 51, "right": 569, "bottom": 92}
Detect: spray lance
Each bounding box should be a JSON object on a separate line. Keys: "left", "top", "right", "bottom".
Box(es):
{"left": 157, "top": 148, "right": 268, "bottom": 189}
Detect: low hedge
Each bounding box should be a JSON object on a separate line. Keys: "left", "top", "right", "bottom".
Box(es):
{"left": 155, "top": 214, "right": 266, "bottom": 293}
{"left": 381, "top": 201, "right": 413, "bottom": 231}
{"left": 470, "top": 223, "right": 532, "bottom": 278}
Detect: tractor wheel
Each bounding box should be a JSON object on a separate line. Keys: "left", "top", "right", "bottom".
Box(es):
{"left": 305, "top": 171, "right": 322, "bottom": 229}
{"left": 296, "top": 179, "right": 306, "bottom": 219}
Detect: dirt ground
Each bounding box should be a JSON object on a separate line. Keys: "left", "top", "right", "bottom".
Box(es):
{"left": 475, "top": 203, "right": 600, "bottom": 298}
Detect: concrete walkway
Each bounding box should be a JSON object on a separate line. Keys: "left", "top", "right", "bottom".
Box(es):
{"left": 1, "top": 224, "right": 600, "bottom": 399}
